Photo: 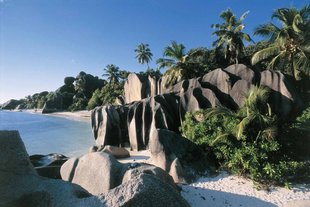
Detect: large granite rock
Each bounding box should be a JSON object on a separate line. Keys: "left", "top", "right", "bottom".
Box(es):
{"left": 30, "top": 153, "right": 68, "bottom": 179}
{"left": 230, "top": 80, "right": 254, "bottom": 107}
{"left": 0, "top": 130, "right": 101, "bottom": 207}
{"left": 224, "top": 64, "right": 257, "bottom": 84}
{"left": 91, "top": 64, "right": 302, "bottom": 183}
{"left": 61, "top": 152, "right": 124, "bottom": 195}
{"left": 149, "top": 129, "right": 214, "bottom": 183}
{"left": 1, "top": 99, "right": 21, "bottom": 110}
{"left": 124, "top": 73, "right": 161, "bottom": 104}
{"left": 100, "top": 145, "right": 130, "bottom": 158}
{"left": 15, "top": 104, "right": 26, "bottom": 111}
{"left": 260, "top": 70, "right": 302, "bottom": 117}
{"left": 1, "top": 130, "right": 190, "bottom": 207}
{"left": 60, "top": 151, "right": 182, "bottom": 194}
{"left": 91, "top": 105, "right": 129, "bottom": 147}
{"left": 201, "top": 68, "right": 237, "bottom": 109}
{"left": 201, "top": 68, "right": 231, "bottom": 95}
{"left": 100, "top": 174, "right": 190, "bottom": 207}
{"left": 124, "top": 73, "right": 147, "bottom": 104}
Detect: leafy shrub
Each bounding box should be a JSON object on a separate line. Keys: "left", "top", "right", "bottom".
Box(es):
{"left": 181, "top": 86, "right": 310, "bottom": 186}
{"left": 68, "top": 96, "right": 87, "bottom": 111}
{"left": 87, "top": 83, "right": 124, "bottom": 110}
{"left": 64, "top": 76, "right": 76, "bottom": 85}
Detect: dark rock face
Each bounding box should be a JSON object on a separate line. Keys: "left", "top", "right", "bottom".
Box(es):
{"left": 100, "top": 174, "right": 190, "bottom": 207}
{"left": 92, "top": 64, "right": 301, "bottom": 147}
{"left": 1, "top": 130, "right": 189, "bottom": 207}
{"left": 0, "top": 130, "right": 99, "bottom": 207}
{"left": 99, "top": 145, "right": 130, "bottom": 158}
{"left": 91, "top": 105, "right": 129, "bottom": 147}
{"left": 91, "top": 64, "right": 302, "bottom": 183}
{"left": 61, "top": 152, "right": 124, "bottom": 195}
{"left": 260, "top": 70, "right": 303, "bottom": 117}
{"left": 230, "top": 80, "right": 254, "bottom": 107}
{"left": 224, "top": 64, "right": 257, "bottom": 84}
{"left": 30, "top": 153, "right": 68, "bottom": 179}
{"left": 42, "top": 92, "right": 74, "bottom": 114}
{"left": 15, "top": 104, "right": 26, "bottom": 110}
{"left": 1, "top": 99, "right": 21, "bottom": 110}
{"left": 124, "top": 73, "right": 161, "bottom": 104}
{"left": 61, "top": 150, "right": 188, "bottom": 206}
{"left": 149, "top": 129, "right": 214, "bottom": 183}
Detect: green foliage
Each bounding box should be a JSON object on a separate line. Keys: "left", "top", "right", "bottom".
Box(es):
{"left": 252, "top": 5, "right": 310, "bottom": 81}
{"left": 68, "top": 95, "right": 88, "bottom": 112}
{"left": 212, "top": 9, "right": 254, "bottom": 64}
{"left": 135, "top": 43, "right": 153, "bottom": 68}
{"left": 75, "top": 71, "right": 105, "bottom": 99}
{"left": 87, "top": 83, "right": 124, "bottom": 110}
{"left": 139, "top": 68, "right": 162, "bottom": 79}
{"left": 156, "top": 41, "right": 188, "bottom": 87}
{"left": 64, "top": 76, "right": 75, "bottom": 85}
{"left": 102, "top": 64, "right": 128, "bottom": 85}
{"left": 279, "top": 104, "right": 310, "bottom": 161}
{"left": 181, "top": 86, "right": 310, "bottom": 185}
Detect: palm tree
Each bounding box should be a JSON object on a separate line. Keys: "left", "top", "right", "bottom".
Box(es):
{"left": 156, "top": 41, "right": 188, "bottom": 87}
{"left": 208, "top": 86, "right": 275, "bottom": 145}
{"left": 252, "top": 5, "right": 310, "bottom": 81}
{"left": 102, "top": 64, "right": 121, "bottom": 85}
{"left": 135, "top": 43, "right": 153, "bottom": 68}
{"left": 212, "top": 9, "right": 254, "bottom": 64}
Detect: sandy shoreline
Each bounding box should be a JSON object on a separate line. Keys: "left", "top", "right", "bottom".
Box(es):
{"left": 22, "top": 109, "right": 91, "bottom": 123}
{"left": 13, "top": 109, "right": 310, "bottom": 206}
{"left": 101, "top": 148, "right": 310, "bottom": 207}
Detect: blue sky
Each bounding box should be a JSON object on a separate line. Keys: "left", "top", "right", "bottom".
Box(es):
{"left": 0, "top": 0, "right": 308, "bottom": 103}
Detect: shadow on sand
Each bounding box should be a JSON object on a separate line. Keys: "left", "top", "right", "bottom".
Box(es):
{"left": 181, "top": 185, "right": 277, "bottom": 207}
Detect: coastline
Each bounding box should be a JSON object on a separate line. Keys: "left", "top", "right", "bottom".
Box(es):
{"left": 22, "top": 109, "right": 91, "bottom": 123}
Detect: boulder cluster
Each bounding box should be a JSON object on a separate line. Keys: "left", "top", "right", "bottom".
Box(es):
{"left": 91, "top": 64, "right": 302, "bottom": 183}
{"left": 0, "top": 131, "right": 189, "bottom": 207}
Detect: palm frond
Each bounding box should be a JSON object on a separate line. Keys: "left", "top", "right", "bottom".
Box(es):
{"left": 211, "top": 133, "right": 230, "bottom": 146}
{"left": 268, "top": 50, "right": 286, "bottom": 69}
{"left": 251, "top": 45, "right": 280, "bottom": 65}
{"left": 234, "top": 24, "right": 245, "bottom": 33}
{"left": 260, "top": 127, "right": 277, "bottom": 140}
{"left": 292, "top": 14, "right": 304, "bottom": 33}
{"left": 300, "top": 4, "right": 310, "bottom": 20}
{"left": 239, "top": 10, "right": 250, "bottom": 22}
{"left": 156, "top": 58, "right": 175, "bottom": 69}
{"left": 242, "top": 33, "right": 254, "bottom": 43}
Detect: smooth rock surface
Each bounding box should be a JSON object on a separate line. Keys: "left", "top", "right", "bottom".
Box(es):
{"left": 100, "top": 174, "right": 190, "bottom": 207}
{"left": 149, "top": 129, "right": 215, "bottom": 183}
{"left": 100, "top": 145, "right": 130, "bottom": 158}
{"left": 0, "top": 130, "right": 103, "bottom": 207}
{"left": 61, "top": 152, "right": 124, "bottom": 195}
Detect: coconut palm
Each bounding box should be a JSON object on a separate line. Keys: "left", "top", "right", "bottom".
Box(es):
{"left": 252, "top": 5, "right": 310, "bottom": 80}
{"left": 208, "top": 86, "right": 276, "bottom": 145}
{"left": 212, "top": 9, "right": 254, "bottom": 64}
{"left": 102, "top": 64, "right": 121, "bottom": 85}
{"left": 156, "top": 41, "right": 188, "bottom": 87}
{"left": 135, "top": 43, "right": 153, "bottom": 69}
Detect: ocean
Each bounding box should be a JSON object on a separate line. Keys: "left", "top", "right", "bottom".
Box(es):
{"left": 0, "top": 111, "right": 95, "bottom": 157}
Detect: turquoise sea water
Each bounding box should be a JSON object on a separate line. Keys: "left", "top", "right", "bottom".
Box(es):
{"left": 0, "top": 111, "right": 95, "bottom": 156}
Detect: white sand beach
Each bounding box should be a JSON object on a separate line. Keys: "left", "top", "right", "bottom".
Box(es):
{"left": 23, "top": 109, "right": 91, "bottom": 123}
{"left": 20, "top": 110, "right": 310, "bottom": 206}
{"left": 48, "top": 110, "right": 91, "bottom": 123}
{"left": 119, "top": 150, "right": 310, "bottom": 207}
{"left": 181, "top": 171, "right": 310, "bottom": 207}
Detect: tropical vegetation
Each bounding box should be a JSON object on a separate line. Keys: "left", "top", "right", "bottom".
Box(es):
{"left": 212, "top": 9, "right": 254, "bottom": 65}
{"left": 3, "top": 5, "right": 310, "bottom": 186}
{"left": 135, "top": 43, "right": 153, "bottom": 69}
{"left": 252, "top": 5, "right": 310, "bottom": 81}
{"left": 181, "top": 87, "right": 310, "bottom": 186}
